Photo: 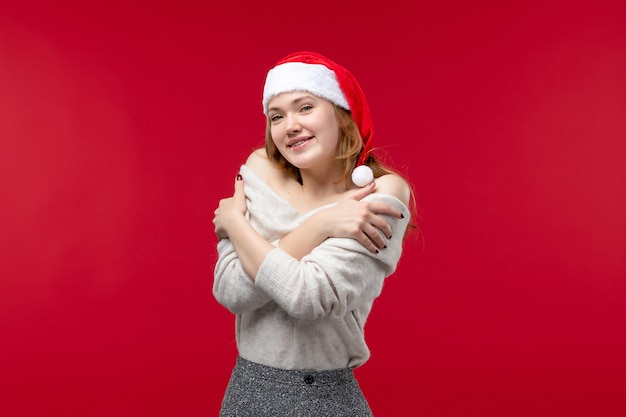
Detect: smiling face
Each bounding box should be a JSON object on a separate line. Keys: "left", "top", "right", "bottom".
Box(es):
{"left": 267, "top": 91, "right": 341, "bottom": 173}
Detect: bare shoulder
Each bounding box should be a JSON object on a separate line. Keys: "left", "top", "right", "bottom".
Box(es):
{"left": 374, "top": 174, "right": 411, "bottom": 206}
{"left": 244, "top": 148, "right": 283, "bottom": 183}
{"left": 245, "top": 148, "right": 269, "bottom": 167}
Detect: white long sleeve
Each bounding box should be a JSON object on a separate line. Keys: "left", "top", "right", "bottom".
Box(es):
{"left": 213, "top": 238, "right": 272, "bottom": 314}
{"left": 212, "top": 164, "right": 410, "bottom": 370}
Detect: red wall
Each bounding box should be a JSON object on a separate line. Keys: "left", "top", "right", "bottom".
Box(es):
{"left": 1, "top": 1, "right": 625, "bottom": 416}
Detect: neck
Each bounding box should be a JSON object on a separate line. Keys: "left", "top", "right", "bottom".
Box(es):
{"left": 298, "top": 163, "right": 346, "bottom": 199}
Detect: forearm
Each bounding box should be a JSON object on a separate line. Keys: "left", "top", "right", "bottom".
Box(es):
{"left": 254, "top": 198, "right": 411, "bottom": 320}
{"left": 277, "top": 211, "right": 330, "bottom": 260}
{"left": 255, "top": 238, "right": 391, "bottom": 320}
{"left": 226, "top": 212, "right": 328, "bottom": 276}
{"left": 225, "top": 213, "right": 275, "bottom": 280}
{"left": 213, "top": 238, "right": 272, "bottom": 313}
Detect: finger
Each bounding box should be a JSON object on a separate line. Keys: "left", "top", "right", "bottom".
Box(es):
{"left": 367, "top": 202, "right": 404, "bottom": 219}
{"left": 233, "top": 173, "right": 245, "bottom": 197}
{"left": 367, "top": 215, "right": 392, "bottom": 239}
{"left": 363, "top": 224, "right": 388, "bottom": 249}
{"left": 345, "top": 181, "right": 376, "bottom": 201}
{"left": 358, "top": 232, "right": 380, "bottom": 254}
{"left": 233, "top": 173, "right": 244, "bottom": 188}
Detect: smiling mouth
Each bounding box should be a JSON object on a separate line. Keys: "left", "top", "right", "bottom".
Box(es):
{"left": 288, "top": 137, "right": 313, "bottom": 148}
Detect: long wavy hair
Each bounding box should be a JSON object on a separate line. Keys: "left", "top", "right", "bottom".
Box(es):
{"left": 264, "top": 105, "right": 418, "bottom": 237}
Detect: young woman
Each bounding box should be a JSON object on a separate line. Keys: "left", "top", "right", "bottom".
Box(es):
{"left": 213, "top": 51, "right": 416, "bottom": 416}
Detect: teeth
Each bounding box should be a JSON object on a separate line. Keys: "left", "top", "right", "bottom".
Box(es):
{"left": 290, "top": 139, "right": 307, "bottom": 147}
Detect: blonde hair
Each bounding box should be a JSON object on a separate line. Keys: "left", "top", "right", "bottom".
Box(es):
{"left": 264, "top": 105, "right": 418, "bottom": 238}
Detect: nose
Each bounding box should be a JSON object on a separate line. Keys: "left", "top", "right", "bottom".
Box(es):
{"left": 284, "top": 113, "right": 301, "bottom": 134}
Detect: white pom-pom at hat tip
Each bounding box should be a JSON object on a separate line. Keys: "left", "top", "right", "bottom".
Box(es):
{"left": 351, "top": 165, "right": 374, "bottom": 187}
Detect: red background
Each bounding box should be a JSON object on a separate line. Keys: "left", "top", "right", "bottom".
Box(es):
{"left": 1, "top": 1, "right": 625, "bottom": 416}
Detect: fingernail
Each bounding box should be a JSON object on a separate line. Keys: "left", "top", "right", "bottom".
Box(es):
{"left": 236, "top": 174, "right": 242, "bottom": 181}
{"left": 375, "top": 249, "right": 379, "bottom": 254}
{"left": 400, "top": 213, "right": 405, "bottom": 218}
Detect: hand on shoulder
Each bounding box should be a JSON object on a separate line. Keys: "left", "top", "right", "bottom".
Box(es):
{"left": 373, "top": 174, "right": 411, "bottom": 207}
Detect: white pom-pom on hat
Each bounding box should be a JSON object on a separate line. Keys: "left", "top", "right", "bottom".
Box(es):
{"left": 351, "top": 165, "right": 374, "bottom": 187}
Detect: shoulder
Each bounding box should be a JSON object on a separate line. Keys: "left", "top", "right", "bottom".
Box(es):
{"left": 374, "top": 174, "right": 411, "bottom": 206}
{"left": 244, "top": 148, "right": 269, "bottom": 168}
{"left": 243, "top": 148, "right": 285, "bottom": 184}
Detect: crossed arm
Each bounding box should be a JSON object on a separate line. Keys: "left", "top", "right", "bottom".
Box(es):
{"left": 212, "top": 169, "right": 407, "bottom": 281}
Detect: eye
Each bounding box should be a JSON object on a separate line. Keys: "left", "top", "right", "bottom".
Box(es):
{"left": 300, "top": 104, "right": 313, "bottom": 113}
{"left": 270, "top": 114, "right": 283, "bottom": 122}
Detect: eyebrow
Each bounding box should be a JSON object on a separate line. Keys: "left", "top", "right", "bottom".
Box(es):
{"left": 267, "top": 94, "right": 317, "bottom": 112}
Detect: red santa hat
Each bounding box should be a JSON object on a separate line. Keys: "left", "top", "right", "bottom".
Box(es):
{"left": 262, "top": 51, "right": 375, "bottom": 186}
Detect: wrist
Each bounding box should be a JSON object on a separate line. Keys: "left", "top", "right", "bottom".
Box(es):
{"left": 310, "top": 210, "right": 332, "bottom": 239}
{"left": 223, "top": 210, "right": 247, "bottom": 234}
